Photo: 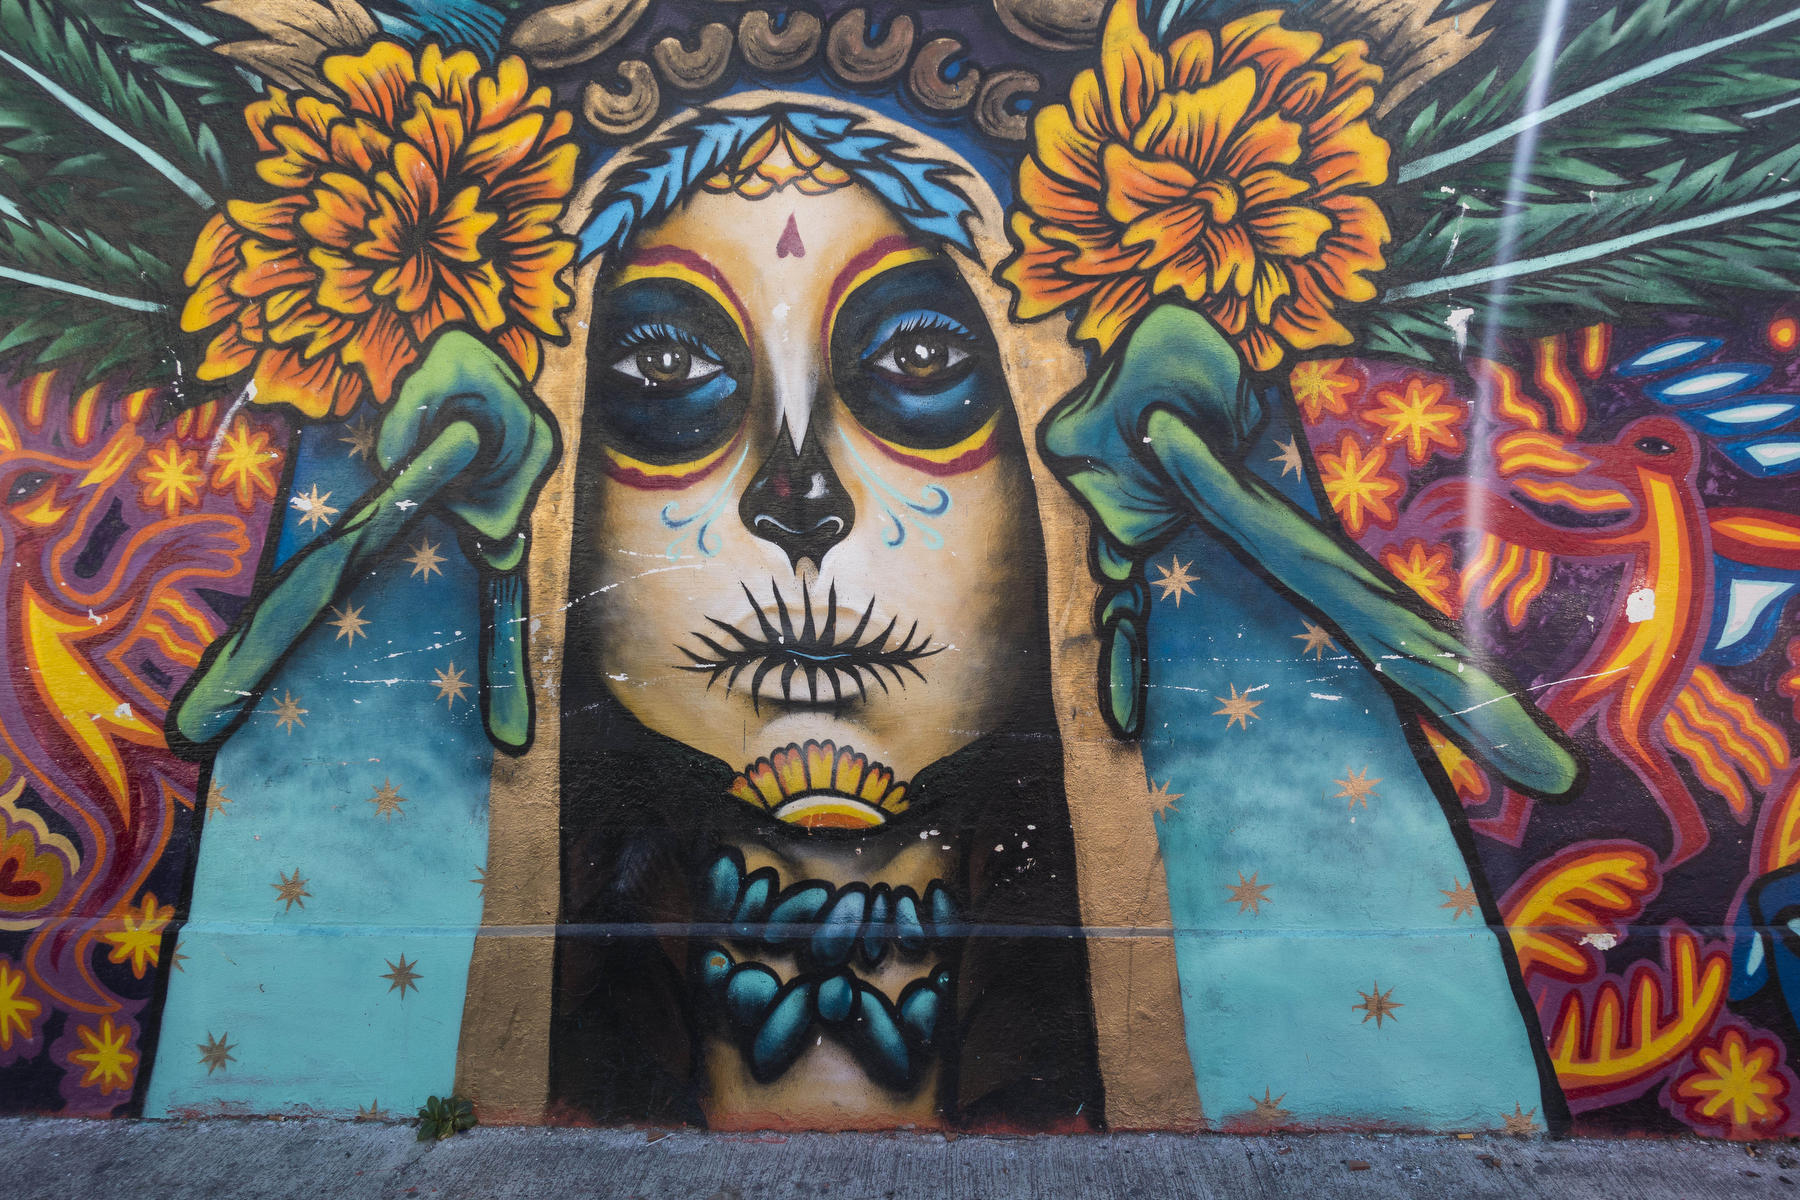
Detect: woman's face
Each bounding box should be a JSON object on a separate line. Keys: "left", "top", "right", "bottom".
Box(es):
{"left": 575, "top": 178, "right": 1042, "bottom": 817}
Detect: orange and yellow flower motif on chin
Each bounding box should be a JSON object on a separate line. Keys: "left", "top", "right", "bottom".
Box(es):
{"left": 1000, "top": 1, "right": 1390, "bottom": 370}
{"left": 181, "top": 41, "right": 577, "bottom": 419}
{"left": 729, "top": 740, "right": 910, "bottom": 831}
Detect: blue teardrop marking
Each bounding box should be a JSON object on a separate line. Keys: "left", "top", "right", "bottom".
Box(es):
{"left": 846, "top": 984, "right": 912, "bottom": 1088}
{"left": 731, "top": 872, "right": 775, "bottom": 939}
{"left": 898, "top": 981, "right": 941, "bottom": 1047}
{"left": 861, "top": 887, "right": 891, "bottom": 965}
{"left": 894, "top": 892, "right": 926, "bottom": 954}
{"left": 924, "top": 882, "right": 960, "bottom": 939}
{"left": 1616, "top": 337, "right": 1723, "bottom": 377}
{"left": 809, "top": 887, "right": 868, "bottom": 968}
{"left": 1644, "top": 363, "right": 1771, "bottom": 406}
{"left": 703, "top": 854, "right": 744, "bottom": 923}
{"left": 724, "top": 962, "right": 781, "bottom": 1028}
{"left": 1680, "top": 396, "right": 1800, "bottom": 437}
{"left": 816, "top": 972, "right": 857, "bottom": 1024}
{"left": 751, "top": 980, "right": 816, "bottom": 1080}
{"left": 766, "top": 885, "right": 831, "bottom": 945}
{"left": 1721, "top": 438, "right": 1800, "bottom": 478}
{"left": 700, "top": 946, "right": 735, "bottom": 994}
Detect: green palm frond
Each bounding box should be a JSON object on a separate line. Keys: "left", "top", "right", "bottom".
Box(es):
{"left": 1398, "top": 18, "right": 1800, "bottom": 193}
{"left": 0, "top": 0, "right": 253, "bottom": 388}
{"left": 0, "top": 0, "right": 245, "bottom": 214}
{"left": 0, "top": 211, "right": 182, "bottom": 383}
{"left": 1365, "top": 140, "right": 1800, "bottom": 366}
{"left": 1360, "top": 0, "right": 1800, "bottom": 368}
{"left": 1393, "top": 0, "right": 1791, "bottom": 177}
{"left": 60, "top": 0, "right": 257, "bottom": 104}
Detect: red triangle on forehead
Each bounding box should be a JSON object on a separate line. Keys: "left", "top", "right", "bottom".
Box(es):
{"left": 776, "top": 212, "right": 805, "bottom": 259}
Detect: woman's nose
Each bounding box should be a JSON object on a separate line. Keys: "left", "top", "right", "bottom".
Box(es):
{"left": 739, "top": 419, "right": 856, "bottom": 571}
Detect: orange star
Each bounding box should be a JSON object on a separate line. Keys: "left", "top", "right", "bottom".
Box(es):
{"left": 1333, "top": 766, "right": 1381, "bottom": 810}
{"left": 1353, "top": 981, "right": 1403, "bottom": 1028}
{"left": 1213, "top": 684, "right": 1263, "bottom": 731}
{"left": 1148, "top": 779, "right": 1184, "bottom": 820}
{"left": 1225, "top": 871, "right": 1271, "bottom": 915}
{"left": 1440, "top": 879, "right": 1479, "bottom": 921}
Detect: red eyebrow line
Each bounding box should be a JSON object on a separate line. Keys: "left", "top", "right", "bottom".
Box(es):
{"left": 621, "top": 245, "right": 754, "bottom": 341}
{"left": 820, "top": 234, "right": 929, "bottom": 349}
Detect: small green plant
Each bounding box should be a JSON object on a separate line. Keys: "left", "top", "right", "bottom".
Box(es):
{"left": 416, "top": 1094, "right": 477, "bottom": 1141}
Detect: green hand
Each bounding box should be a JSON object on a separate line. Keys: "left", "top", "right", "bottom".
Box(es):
{"left": 170, "top": 330, "right": 561, "bottom": 756}
{"left": 1039, "top": 303, "right": 1580, "bottom": 798}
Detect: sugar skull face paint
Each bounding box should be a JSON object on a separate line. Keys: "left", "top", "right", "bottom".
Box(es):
{"left": 573, "top": 167, "right": 1044, "bottom": 799}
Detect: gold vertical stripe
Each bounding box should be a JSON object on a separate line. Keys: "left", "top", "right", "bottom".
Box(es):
{"left": 453, "top": 261, "right": 600, "bottom": 1121}
{"left": 972, "top": 229, "right": 1203, "bottom": 1128}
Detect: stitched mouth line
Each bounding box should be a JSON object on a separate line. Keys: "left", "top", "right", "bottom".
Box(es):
{"left": 679, "top": 579, "right": 941, "bottom": 710}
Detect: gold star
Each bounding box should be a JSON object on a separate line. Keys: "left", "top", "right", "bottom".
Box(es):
{"left": 1148, "top": 779, "right": 1183, "bottom": 821}
{"left": 170, "top": 941, "right": 188, "bottom": 972}
{"left": 1353, "top": 981, "right": 1403, "bottom": 1028}
{"left": 327, "top": 603, "right": 370, "bottom": 645}
{"left": 197, "top": 1032, "right": 235, "bottom": 1075}
{"left": 339, "top": 416, "right": 377, "bottom": 461}
{"left": 367, "top": 779, "right": 407, "bottom": 821}
{"left": 204, "top": 779, "right": 233, "bottom": 821}
{"left": 381, "top": 954, "right": 421, "bottom": 999}
{"left": 1213, "top": 683, "right": 1263, "bottom": 731}
{"left": 1501, "top": 1103, "right": 1539, "bottom": 1137}
{"left": 405, "top": 538, "right": 446, "bottom": 581}
{"left": 1271, "top": 436, "right": 1304, "bottom": 479}
{"left": 1226, "top": 871, "right": 1271, "bottom": 915}
{"left": 272, "top": 868, "right": 310, "bottom": 913}
{"left": 1151, "top": 555, "right": 1198, "bottom": 607}
{"left": 1293, "top": 620, "right": 1336, "bottom": 660}
{"left": 433, "top": 662, "right": 471, "bottom": 709}
{"left": 293, "top": 483, "right": 338, "bottom": 532}
{"left": 356, "top": 1098, "right": 385, "bottom": 1121}
{"left": 470, "top": 866, "right": 488, "bottom": 896}
{"left": 1333, "top": 766, "right": 1381, "bottom": 810}
{"left": 1441, "top": 878, "right": 1479, "bottom": 921}
{"left": 1249, "top": 1087, "right": 1291, "bottom": 1126}
{"left": 267, "top": 690, "right": 307, "bottom": 734}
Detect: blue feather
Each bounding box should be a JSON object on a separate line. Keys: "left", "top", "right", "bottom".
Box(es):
{"left": 576, "top": 108, "right": 979, "bottom": 262}
{"left": 368, "top": 0, "right": 504, "bottom": 58}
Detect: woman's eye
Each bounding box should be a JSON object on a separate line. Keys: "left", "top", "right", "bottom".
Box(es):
{"left": 611, "top": 340, "right": 724, "bottom": 388}
{"left": 867, "top": 330, "right": 969, "bottom": 385}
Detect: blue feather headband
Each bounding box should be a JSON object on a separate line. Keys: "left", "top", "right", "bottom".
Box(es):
{"left": 575, "top": 106, "right": 981, "bottom": 264}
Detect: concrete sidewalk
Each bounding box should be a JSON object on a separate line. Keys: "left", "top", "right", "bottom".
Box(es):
{"left": 5, "top": 1117, "right": 1791, "bottom": 1199}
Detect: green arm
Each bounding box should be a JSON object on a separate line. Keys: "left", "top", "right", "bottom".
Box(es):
{"left": 1039, "top": 303, "right": 1580, "bottom": 798}
{"left": 170, "top": 331, "right": 559, "bottom": 755}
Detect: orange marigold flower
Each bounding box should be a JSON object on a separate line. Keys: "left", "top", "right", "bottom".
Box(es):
{"left": 1381, "top": 538, "right": 1456, "bottom": 616}
{"left": 1363, "top": 374, "right": 1466, "bottom": 466}
{"left": 1317, "top": 432, "right": 1401, "bottom": 536}
{"left": 181, "top": 42, "right": 576, "bottom": 419}
{"left": 1000, "top": 1, "right": 1390, "bottom": 369}
{"left": 1674, "top": 1025, "right": 1791, "bottom": 1137}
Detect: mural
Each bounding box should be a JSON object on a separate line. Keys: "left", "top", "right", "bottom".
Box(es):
{"left": 0, "top": 0, "right": 1798, "bottom": 1138}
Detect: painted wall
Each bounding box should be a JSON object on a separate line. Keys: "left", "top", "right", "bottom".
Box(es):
{"left": 1, "top": 0, "right": 1799, "bottom": 1137}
